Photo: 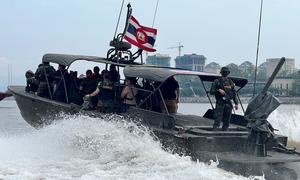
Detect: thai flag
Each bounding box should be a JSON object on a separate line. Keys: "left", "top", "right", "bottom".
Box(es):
{"left": 124, "top": 16, "right": 157, "bottom": 52}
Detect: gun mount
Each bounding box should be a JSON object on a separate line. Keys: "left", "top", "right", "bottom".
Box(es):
{"left": 107, "top": 3, "right": 144, "bottom": 64}
{"left": 107, "top": 36, "right": 143, "bottom": 64}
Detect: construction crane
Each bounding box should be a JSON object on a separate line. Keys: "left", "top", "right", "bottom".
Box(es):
{"left": 167, "top": 42, "right": 184, "bottom": 57}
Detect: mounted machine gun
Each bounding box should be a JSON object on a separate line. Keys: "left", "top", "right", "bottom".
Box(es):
{"left": 245, "top": 57, "right": 300, "bottom": 156}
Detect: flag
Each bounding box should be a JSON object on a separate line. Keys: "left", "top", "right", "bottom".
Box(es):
{"left": 124, "top": 16, "right": 157, "bottom": 52}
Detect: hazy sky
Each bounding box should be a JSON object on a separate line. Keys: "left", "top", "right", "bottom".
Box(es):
{"left": 0, "top": 0, "right": 299, "bottom": 90}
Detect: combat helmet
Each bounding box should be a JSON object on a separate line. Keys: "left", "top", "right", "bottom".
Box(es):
{"left": 220, "top": 66, "right": 230, "bottom": 76}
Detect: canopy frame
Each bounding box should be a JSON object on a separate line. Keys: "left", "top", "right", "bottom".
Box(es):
{"left": 126, "top": 68, "right": 248, "bottom": 116}
{"left": 42, "top": 53, "right": 141, "bottom": 67}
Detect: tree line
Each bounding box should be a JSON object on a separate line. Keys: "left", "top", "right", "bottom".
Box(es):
{"left": 177, "top": 64, "right": 300, "bottom": 97}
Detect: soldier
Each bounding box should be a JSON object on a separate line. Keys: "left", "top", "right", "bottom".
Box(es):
{"left": 159, "top": 76, "right": 180, "bottom": 114}
{"left": 80, "top": 70, "right": 98, "bottom": 107}
{"left": 80, "top": 70, "right": 97, "bottom": 97}
{"left": 109, "top": 65, "right": 120, "bottom": 83}
{"left": 49, "top": 64, "right": 71, "bottom": 103}
{"left": 85, "top": 71, "right": 115, "bottom": 112}
{"left": 121, "top": 77, "right": 138, "bottom": 107}
{"left": 92, "top": 66, "right": 103, "bottom": 83}
{"left": 210, "top": 67, "right": 239, "bottom": 131}
{"left": 35, "top": 62, "right": 55, "bottom": 98}
{"left": 25, "top": 70, "right": 39, "bottom": 93}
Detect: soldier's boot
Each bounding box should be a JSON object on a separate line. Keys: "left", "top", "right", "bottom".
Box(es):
{"left": 212, "top": 125, "right": 219, "bottom": 131}
{"left": 222, "top": 127, "right": 229, "bottom": 131}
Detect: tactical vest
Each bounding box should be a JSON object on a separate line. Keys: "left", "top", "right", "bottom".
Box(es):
{"left": 216, "top": 78, "right": 235, "bottom": 101}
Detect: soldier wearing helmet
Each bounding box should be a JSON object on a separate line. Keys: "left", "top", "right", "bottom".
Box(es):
{"left": 210, "top": 66, "right": 239, "bottom": 131}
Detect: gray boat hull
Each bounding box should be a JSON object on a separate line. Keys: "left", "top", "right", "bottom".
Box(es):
{"left": 8, "top": 86, "right": 75, "bottom": 127}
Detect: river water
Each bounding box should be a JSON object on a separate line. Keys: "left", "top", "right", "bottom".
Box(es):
{"left": 0, "top": 100, "right": 299, "bottom": 180}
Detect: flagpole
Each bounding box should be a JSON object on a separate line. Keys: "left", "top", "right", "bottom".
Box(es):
{"left": 253, "top": 0, "right": 264, "bottom": 96}
{"left": 120, "top": 3, "right": 132, "bottom": 42}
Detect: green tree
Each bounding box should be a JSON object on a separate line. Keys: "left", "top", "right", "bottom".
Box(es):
{"left": 257, "top": 69, "right": 267, "bottom": 82}
{"left": 239, "top": 62, "right": 255, "bottom": 80}
{"left": 226, "top": 63, "right": 241, "bottom": 77}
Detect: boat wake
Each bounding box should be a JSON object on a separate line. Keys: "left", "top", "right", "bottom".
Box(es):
{"left": 0, "top": 114, "right": 263, "bottom": 180}
{"left": 267, "top": 106, "right": 300, "bottom": 180}
{"left": 268, "top": 108, "right": 300, "bottom": 148}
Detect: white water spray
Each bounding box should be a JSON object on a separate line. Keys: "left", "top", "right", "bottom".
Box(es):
{"left": 0, "top": 114, "right": 262, "bottom": 180}
{"left": 268, "top": 106, "right": 300, "bottom": 144}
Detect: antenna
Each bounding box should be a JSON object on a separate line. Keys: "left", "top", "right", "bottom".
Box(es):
{"left": 7, "top": 64, "right": 10, "bottom": 86}
{"left": 152, "top": 0, "right": 160, "bottom": 27}
{"left": 7, "top": 64, "right": 13, "bottom": 86}
{"left": 7, "top": 64, "right": 12, "bottom": 86}
{"left": 253, "top": 0, "right": 264, "bottom": 96}
{"left": 167, "top": 42, "right": 184, "bottom": 57}
{"left": 10, "top": 65, "right": 12, "bottom": 85}
{"left": 145, "top": 0, "right": 160, "bottom": 61}
{"left": 113, "top": 0, "right": 126, "bottom": 39}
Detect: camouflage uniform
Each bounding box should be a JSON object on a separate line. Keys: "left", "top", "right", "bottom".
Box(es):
{"left": 210, "top": 77, "right": 238, "bottom": 131}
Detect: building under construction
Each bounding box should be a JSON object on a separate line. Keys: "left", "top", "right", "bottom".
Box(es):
{"left": 175, "top": 54, "right": 206, "bottom": 72}
{"left": 146, "top": 53, "right": 171, "bottom": 67}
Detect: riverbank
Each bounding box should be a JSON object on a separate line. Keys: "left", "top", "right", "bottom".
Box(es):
{"left": 180, "top": 96, "right": 300, "bottom": 104}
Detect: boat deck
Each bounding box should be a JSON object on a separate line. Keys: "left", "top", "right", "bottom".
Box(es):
{"left": 173, "top": 114, "right": 248, "bottom": 133}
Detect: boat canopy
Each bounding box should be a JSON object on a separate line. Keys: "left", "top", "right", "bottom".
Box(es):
{"left": 42, "top": 53, "right": 139, "bottom": 67}
{"left": 123, "top": 66, "right": 248, "bottom": 88}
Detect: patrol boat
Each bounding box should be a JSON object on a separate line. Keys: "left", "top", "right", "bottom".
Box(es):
{"left": 7, "top": 4, "right": 300, "bottom": 179}
{"left": 7, "top": 52, "right": 300, "bottom": 179}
